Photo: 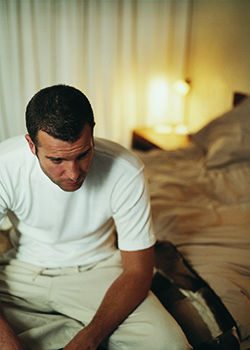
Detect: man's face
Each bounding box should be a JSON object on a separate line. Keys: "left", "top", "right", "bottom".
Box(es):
{"left": 25, "top": 124, "right": 94, "bottom": 192}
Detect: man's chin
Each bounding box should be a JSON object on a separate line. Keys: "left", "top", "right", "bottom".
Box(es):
{"left": 57, "top": 180, "right": 84, "bottom": 192}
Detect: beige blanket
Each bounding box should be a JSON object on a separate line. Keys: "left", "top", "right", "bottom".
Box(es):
{"left": 136, "top": 144, "right": 250, "bottom": 348}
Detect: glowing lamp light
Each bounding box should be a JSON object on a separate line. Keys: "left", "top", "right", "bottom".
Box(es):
{"left": 174, "top": 124, "right": 188, "bottom": 135}
{"left": 148, "top": 78, "right": 169, "bottom": 123}
{"left": 174, "top": 79, "right": 191, "bottom": 96}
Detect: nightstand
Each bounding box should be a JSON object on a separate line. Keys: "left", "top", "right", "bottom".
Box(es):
{"left": 132, "top": 127, "right": 190, "bottom": 151}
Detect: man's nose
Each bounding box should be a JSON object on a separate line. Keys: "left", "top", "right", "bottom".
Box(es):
{"left": 65, "top": 161, "right": 80, "bottom": 181}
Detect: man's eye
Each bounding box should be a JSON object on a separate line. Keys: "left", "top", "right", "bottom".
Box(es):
{"left": 78, "top": 154, "right": 85, "bottom": 160}
{"left": 51, "top": 159, "right": 62, "bottom": 164}
{"left": 77, "top": 152, "right": 89, "bottom": 160}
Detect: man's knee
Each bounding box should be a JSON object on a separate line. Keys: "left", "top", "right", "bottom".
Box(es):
{"left": 137, "top": 293, "right": 191, "bottom": 350}
{"left": 138, "top": 321, "right": 191, "bottom": 350}
{"left": 110, "top": 325, "right": 191, "bottom": 350}
{"left": 155, "top": 326, "right": 191, "bottom": 350}
{"left": 108, "top": 292, "right": 191, "bottom": 350}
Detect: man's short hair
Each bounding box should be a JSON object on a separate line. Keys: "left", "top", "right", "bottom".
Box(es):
{"left": 26, "top": 84, "right": 95, "bottom": 146}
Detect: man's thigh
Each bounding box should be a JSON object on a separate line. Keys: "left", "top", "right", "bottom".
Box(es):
{"left": 0, "top": 251, "right": 123, "bottom": 349}
{"left": 49, "top": 250, "right": 124, "bottom": 322}
{"left": 3, "top": 305, "right": 83, "bottom": 350}
{"left": 0, "top": 258, "right": 84, "bottom": 350}
{"left": 0, "top": 250, "right": 123, "bottom": 317}
{"left": 0, "top": 252, "right": 190, "bottom": 350}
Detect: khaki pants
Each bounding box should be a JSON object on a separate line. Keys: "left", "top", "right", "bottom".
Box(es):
{"left": 0, "top": 250, "right": 190, "bottom": 350}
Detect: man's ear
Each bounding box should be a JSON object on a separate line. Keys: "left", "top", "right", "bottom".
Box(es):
{"left": 25, "top": 134, "right": 37, "bottom": 156}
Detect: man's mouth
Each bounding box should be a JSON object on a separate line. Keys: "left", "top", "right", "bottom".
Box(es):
{"left": 65, "top": 175, "right": 85, "bottom": 186}
{"left": 66, "top": 178, "right": 84, "bottom": 185}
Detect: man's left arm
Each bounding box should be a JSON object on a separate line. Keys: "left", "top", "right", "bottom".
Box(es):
{"left": 63, "top": 245, "right": 155, "bottom": 350}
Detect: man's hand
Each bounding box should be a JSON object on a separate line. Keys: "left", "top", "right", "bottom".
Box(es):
{"left": 63, "top": 246, "right": 155, "bottom": 350}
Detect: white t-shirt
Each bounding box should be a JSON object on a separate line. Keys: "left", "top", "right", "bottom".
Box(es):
{"left": 0, "top": 135, "right": 155, "bottom": 267}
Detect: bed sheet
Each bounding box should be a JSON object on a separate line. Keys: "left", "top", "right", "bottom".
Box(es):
{"left": 135, "top": 144, "right": 250, "bottom": 348}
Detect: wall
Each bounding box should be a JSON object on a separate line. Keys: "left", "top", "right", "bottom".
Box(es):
{"left": 187, "top": 0, "right": 250, "bottom": 132}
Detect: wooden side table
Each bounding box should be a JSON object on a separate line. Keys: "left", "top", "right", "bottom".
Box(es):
{"left": 132, "top": 127, "right": 190, "bottom": 151}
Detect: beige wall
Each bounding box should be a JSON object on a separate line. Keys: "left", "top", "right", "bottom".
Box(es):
{"left": 186, "top": 0, "right": 250, "bottom": 132}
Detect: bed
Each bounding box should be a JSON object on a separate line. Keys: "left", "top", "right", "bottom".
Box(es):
{"left": 135, "top": 92, "right": 250, "bottom": 350}
{"left": 0, "top": 93, "right": 249, "bottom": 350}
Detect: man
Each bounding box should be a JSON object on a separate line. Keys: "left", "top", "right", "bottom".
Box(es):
{"left": 0, "top": 85, "right": 190, "bottom": 350}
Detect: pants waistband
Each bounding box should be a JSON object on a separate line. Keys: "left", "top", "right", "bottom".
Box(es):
{"left": 4, "top": 251, "right": 120, "bottom": 277}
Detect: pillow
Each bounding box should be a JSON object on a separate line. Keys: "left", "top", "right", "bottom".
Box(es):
{"left": 190, "top": 97, "right": 250, "bottom": 168}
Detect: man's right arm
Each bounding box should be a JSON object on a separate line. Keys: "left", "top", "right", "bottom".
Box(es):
{"left": 0, "top": 300, "right": 26, "bottom": 350}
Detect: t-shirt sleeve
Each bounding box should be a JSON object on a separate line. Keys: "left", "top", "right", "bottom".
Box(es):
{"left": 111, "top": 166, "right": 156, "bottom": 251}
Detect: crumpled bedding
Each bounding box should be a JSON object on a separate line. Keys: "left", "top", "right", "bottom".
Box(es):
{"left": 136, "top": 144, "right": 250, "bottom": 348}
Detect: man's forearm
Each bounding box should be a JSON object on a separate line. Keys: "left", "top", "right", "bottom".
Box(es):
{"left": 87, "top": 268, "right": 152, "bottom": 343}
{"left": 64, "top": 269, "right": 152, "bottom": 350}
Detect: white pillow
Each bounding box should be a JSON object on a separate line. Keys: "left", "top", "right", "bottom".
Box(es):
{"left": 190, "top": 97, "right": 250, "bottom": 168}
